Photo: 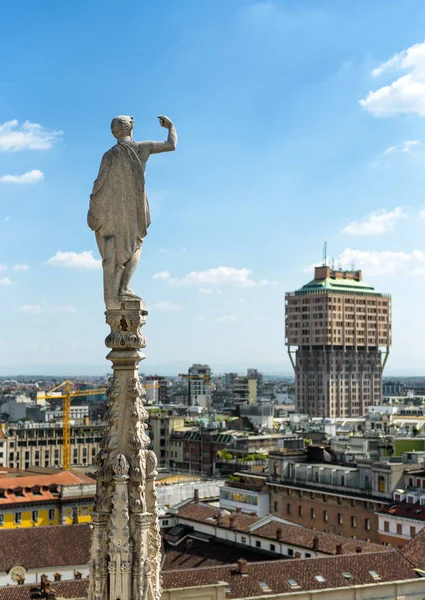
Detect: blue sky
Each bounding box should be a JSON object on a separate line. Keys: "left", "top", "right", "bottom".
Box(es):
{"left": 2, "top": 0, "right": 425, "bottom": 375}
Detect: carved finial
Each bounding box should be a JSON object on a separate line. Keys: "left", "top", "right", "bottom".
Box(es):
{"left": 113, "top": 453, "right": 129, "bottom": 476}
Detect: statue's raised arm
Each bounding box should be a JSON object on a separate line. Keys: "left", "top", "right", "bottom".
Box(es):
{"left": 138, "top": 115, "right": 177, "bottom": 155}
{"left": 87, "top": 114, "right": 177, "bottom": 308}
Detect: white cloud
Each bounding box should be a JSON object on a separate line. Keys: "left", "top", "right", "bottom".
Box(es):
{"left": 46, "top": 250, "right": 101, "bottom": 269}
{"left": 383, "top": 140, "right": 420, "bottom": 155}
{"left": 182, "top": 267, "right": 255, "bottom": 288}
{"left": 360, "top": 41, "right": 425, "bottom": 116}
{"left": 0, "top": 120, "right": 62, "bottom": 152}
{"left": 342, "top": 207, "right": 406, "bottom": 236}
{"left": 20, "top": 304, "right": 76, "bottom": 314}
{"left": 0, "top": 169, "right": 44, "bottom": 183}
{"left": 4, "top": 217, "right": 10, "bottom": 222}
{"left": 151, "top": 301, "right": 182, "bottom": 311}
{"left": 216, "top": 314, "right": 238, "bottom": 322}
{"left": 258, "top": 279, "right": 279, "bottom": 286}
{"left": 198, "top": 288, "right": 214, "bottom": 294}
{"left": 0, "top": 278, "right": 13, "bottom": 285}
{"left": 0, "top": 264, "right": 7, "bottom": 271}
{"left": 152, "top": 271, "right": 171, "bottom": 280}
{"left": 334, "top": 248, "right": 425, "bottom": 275}
{"left": 13, "top": 264, "right": 29, "bottom": 271}
{"left": 154, "top": 266, "right": 256, "bottom": 288}
{"left": 419, "top": 210, "right": 425, "bottom": 219}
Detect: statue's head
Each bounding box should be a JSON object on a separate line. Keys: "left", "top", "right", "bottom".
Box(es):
{"left": 111, "top": 115, "right": 134, "bottom": 140}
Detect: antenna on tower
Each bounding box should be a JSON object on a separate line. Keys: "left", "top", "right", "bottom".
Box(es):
{"left": 323, "top": 241, "right": 327, "bottom": 266}
{"left": 331, "top": 256, "right": 335, "bottom": 270}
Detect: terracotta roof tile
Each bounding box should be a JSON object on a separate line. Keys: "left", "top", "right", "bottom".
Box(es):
{"left": 0, "top": 470, "right": 94, "bottom": 490}
{"left": 379, "top": 501, "right": 425, "bottom": 521}
{"left": 176, "top": 502, "right": 257, "bottom": 532}
{"left": 163, "top": 537, "right": 279, "bottom": 571}
{"left": 162, "top": 551, "right": 417, "bottom": 598}
{"left": 176, "top": 503, "right": 386, "bottom": 555}
{"left": 401, "top": 527, "right": 425, "bottom": 570}
{"left": 0, "top": 524, "right": 90, "bottom": 571}
{"left": 252, "top": 521, "right": 386, "bottom": 555}
{"left": 0, "top": 578, "right": 89, "bottom": 600}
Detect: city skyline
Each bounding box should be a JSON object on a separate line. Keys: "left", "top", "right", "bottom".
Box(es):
{"left": 2, "top": 1, "right": 425, "bottom": 374}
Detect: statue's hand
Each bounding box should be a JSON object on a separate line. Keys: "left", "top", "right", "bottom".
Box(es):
{"left": 158, "top": 115, "right": 173, "bottom": 129}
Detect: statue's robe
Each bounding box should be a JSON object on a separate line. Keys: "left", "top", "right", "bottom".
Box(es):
{"left": 88, "top": 141, "right": 151, "bottom": 266}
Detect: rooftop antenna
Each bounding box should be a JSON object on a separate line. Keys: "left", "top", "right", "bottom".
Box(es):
{"left": 323, "top": 241, "right": 327, "bottom": 266}
{"left": 331, "top": 256, "right": 335, "bottom": 270}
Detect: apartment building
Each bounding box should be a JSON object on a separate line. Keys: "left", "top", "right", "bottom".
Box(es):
{"left": 187, "top": 364, "right": 211, "bottom": 407}
{"left": 286, "top": 265, "right": 391, "bottom": 418}
{"left": 1, "top": 422, "right": 104, "bottom": 470}
{"left": 267, "top": 446, "right": 417, "bottom": 543}
{"left": 146, "top": 413, "right": 185, "bottom": 468}
{"left": 0, "top": 470, "right": 94, "bottom": 529}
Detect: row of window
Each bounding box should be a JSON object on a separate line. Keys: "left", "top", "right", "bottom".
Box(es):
{"left": 1, "top": 508, "right": 57, "bottom": 526}
{"left": 278, "top": 503, "right": 371, "bottom": 529}
{"left": 383, "top": 521, "right": 416, "bottom": 537}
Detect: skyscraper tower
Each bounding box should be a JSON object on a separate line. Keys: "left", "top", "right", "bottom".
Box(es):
{"left": 286, "top": 265, "right": 391, "bottom": 418}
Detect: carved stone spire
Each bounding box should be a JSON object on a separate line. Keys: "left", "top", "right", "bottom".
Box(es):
{"left": 89, "top": 300, "right": 161, "bottom": 600}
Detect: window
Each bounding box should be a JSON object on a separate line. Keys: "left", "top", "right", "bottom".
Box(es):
{"left": 315, "top": 575, "right": 326, "bottom": 583}
{"left": 343, "top": 572, "right": 352, "bottom": 580}
{"left": 0, "top": 515, "right": 3, "bottom": 526}
{"left": 32, "top": 510, "right": 38, "bottom": 522}
{"left": 287, "top": 548, "right": 294, "bottom": 557}
{"left": 338, "top": 513, "right": 343, "bottom": 525}
{"left": 310, "top": 508, "right": 316, "bottom": 520}
{"left": 323, "top": 510, "right": 328, "bottom": 522}
{"left": 14, "top": 512, "right": 21, "bottom": 524}
{"left": 365, "top": 518, "right": 371, "bottom": 531}
{"left": 351, "top": 516, "right": 356, "bottom": 528}
{"left": 270, "top": 543, "right": 276, "bottom": 552}
{"left": 287, "top": 578, "right": 300, "bottom": 589}
{"left": 259, "top": 582, "right": 272, "bottom": 593}
{"left": 384, "top": 521, "right": 389, "bottom": 532}
{"left": 368, "top": 570, "right": 380, "bottom": 581}
{"left": 287, "top": 503, "right": 291, "bottom": 515}
{"left": 49, "top": 509, "right": 55, "bottom": 520}
{"left": 298, "top": 506, "right": 303, "bottom": 517}
{"left": 378, "top": 476, "right": 386, "bottom": 493}
{"left": 241, "top": 536, "right": 247, "bottom": 544}
{"left": 256, "top": 540, "right": 261, "bottom": 548}
{"left": 397, "top": 523, "right": 402, "bottom": 535}
{"left": 273, "top": 501, "right": 278, "bottom": 512}
{"left": 410, "top": 526, "right": 416, "bottom": 537}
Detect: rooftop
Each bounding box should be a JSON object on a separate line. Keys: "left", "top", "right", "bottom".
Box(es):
{"left": 378, "top": 501, "right": 425, "bottom": 521}
{"left": 172, "top": 501, "right": 387, "bottom": 555}
{"left": 162, "top": 551, "right": 416, "bottom": 598}
{"left": 290, "top": 265, "right": 387, "bottom": 297}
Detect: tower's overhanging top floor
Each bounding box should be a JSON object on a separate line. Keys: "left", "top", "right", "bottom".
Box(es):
{"left": 294, "top": 266, "right": 386, "bottom": 297}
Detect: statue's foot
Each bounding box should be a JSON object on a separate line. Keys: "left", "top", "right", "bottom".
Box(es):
{"left": 119, "top": 288, "right": 141, "bottom": 300}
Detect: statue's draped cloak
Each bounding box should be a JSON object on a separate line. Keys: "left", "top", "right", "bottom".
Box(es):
{"left": 88, "top": 141, "right": 151, "bottom": 266}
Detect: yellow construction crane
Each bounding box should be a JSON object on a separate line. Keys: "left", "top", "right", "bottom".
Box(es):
{"left": 37, "top": 379, "right": 160, "bottom": 470}
{"left": 36, "top": 381, "right": 107, "bottom": 470}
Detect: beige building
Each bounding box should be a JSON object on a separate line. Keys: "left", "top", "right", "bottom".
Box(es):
{"left": 286, "top": 266, "right": 391, "bottom": 418}
{"left": 147, "top": 414, "right": 185, "bottom": 468}
{"left": 2, "top": 422, "right": 104, "bottom": 470}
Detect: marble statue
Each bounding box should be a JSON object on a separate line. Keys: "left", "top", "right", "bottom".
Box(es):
{"left": 88, "top": 115, "right": 177, "bottom": 307}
